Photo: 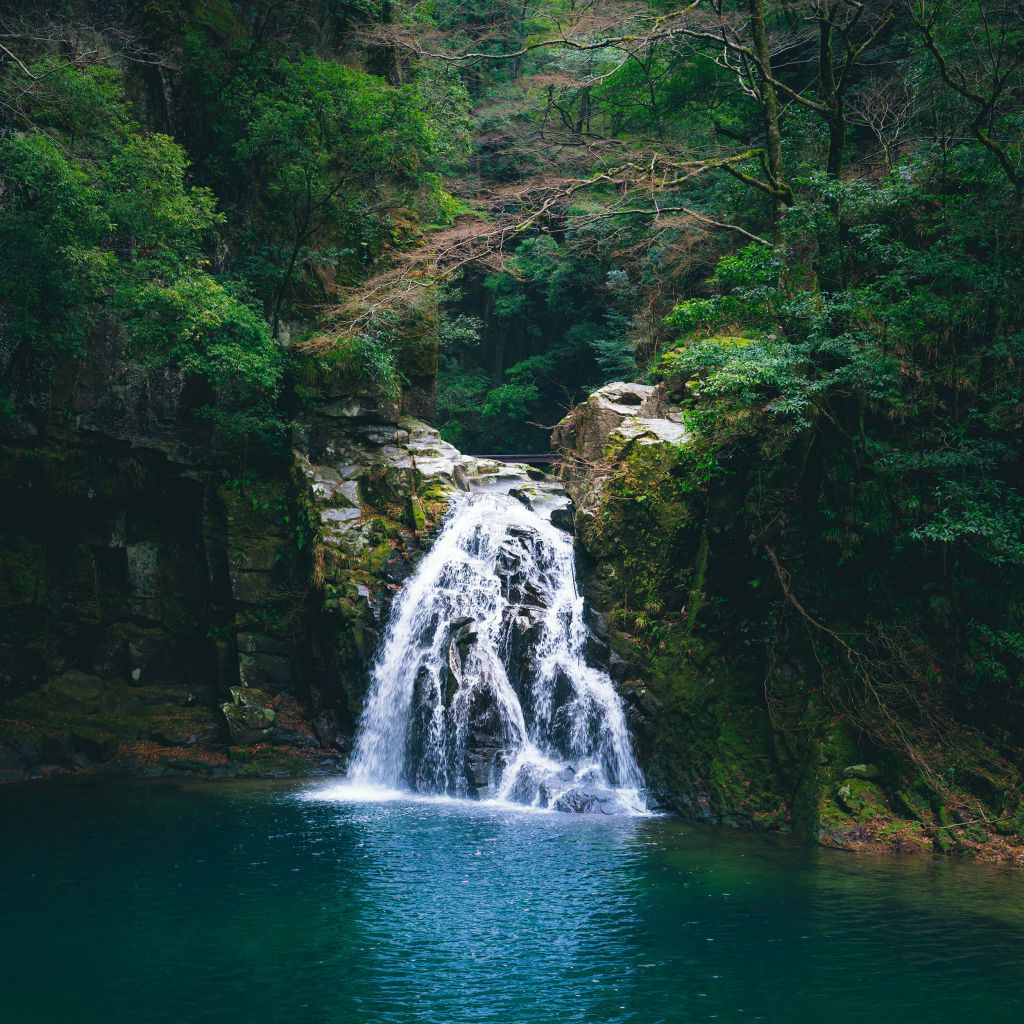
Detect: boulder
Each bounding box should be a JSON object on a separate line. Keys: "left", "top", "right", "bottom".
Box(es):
{"left": 549, "top": 504, "right": 575, "bottom": 533}
{"left": 551, "top": 782, "right": 635, "bottom": 815}
{"left": 508, "top": 486, "right": 535, "bottom": 511}
{"left": 220, "top": 686, "right": 276, "bottom": 745}
{"left": 552, "top": 382, "right": 672, "bottom": 464}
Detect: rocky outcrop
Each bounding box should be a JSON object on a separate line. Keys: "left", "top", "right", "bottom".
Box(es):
{"left": 552, "top": 381, "right": 685, "bottom": 466}
{"left": 553, "top": 381, "right": 1024, "bottom": 863}
{"left": 552, "top": 382, "right": 687, "bottom": 545}
{"left": 220, "top": 686, "right": 276, "bottom": 745}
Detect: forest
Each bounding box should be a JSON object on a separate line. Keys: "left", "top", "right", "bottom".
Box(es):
{"left": 1, "top": 0, "right": 1024, "bottom": 859}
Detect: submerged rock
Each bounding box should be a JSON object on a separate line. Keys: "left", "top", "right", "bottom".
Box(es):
{"left": 551, "top": 786, "right": 618, "bottom": 815}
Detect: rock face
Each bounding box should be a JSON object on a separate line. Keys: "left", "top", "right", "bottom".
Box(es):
{"left": 0, "top": 311, "right": 471, "bottom": 781}
{"left": 0, "top": 338, "right": 338, "bottom": 780}
{"left": 552, "top": 381, "right": 688, "bottom": 548}
{"left": 552, "top": 381, "right": 686, "bottom": 466}
{"left": 550, "top": 382, "right": 840, "bottom": 835}
{"left": 552, "top": 381, "right": 1024, "bottom": 862}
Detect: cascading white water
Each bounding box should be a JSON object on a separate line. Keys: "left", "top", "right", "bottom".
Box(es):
{"left": 347, "top": 491, "right": 648, "bottom": 815}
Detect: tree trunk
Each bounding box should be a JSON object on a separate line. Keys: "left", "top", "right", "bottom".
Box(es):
{"left": 748, "top": 0, "right": 791, "bottom": 208}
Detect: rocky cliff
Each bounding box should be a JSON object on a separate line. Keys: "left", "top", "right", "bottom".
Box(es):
{"left": 553, "top": 382, "right": 1024, "bottom": 864}
{"left": 5, "top": 349, "right": 1023, "bottom": 866}
{"left": 0, "top": 324, "right": 562, "bottom": 783}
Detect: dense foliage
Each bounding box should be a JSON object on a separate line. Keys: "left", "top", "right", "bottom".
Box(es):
{"left": 0, "top": 0, "right": 466, "bottom": 447}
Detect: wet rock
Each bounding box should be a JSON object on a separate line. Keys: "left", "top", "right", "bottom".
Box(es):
{"left": 585, "top": 633, "right": 610, "bottom": 663}
{"left": 508, "top": 487, "right": 535, "bottom": 511}
{"left": 236, "top": 632, "right": 291, "bottom": 657}
{"left": 0, "top": 742, "right": 28, "bottom": 781}
{"left": 504, "top": 607, "right": 546, "bottom": 703}
{"left": 551, "top": 786, "right": 615, "bottom": 814}
{"left": 461, "top": 688, "right": 505, "bottom": 796}
{"left": 383, "top": 555, "right": 412, "bottom": 584}
{"left": 70, "top": 732, "right": 115, "bottom": 762}
{"left": 584, "top": 606, "right": 610, "bottom": 639}
{"left": 444, "top": 619, "right": 479, "bottom": 701}
{"left": 549, "top": 504, "right": 574, "bottom": 532}
{"left": 126, "top": 629, "right": 167, "bottom": 685}
{"left": 313, "top": 709, "right": 346, "bottom": 750}
{"left": 607, "top": 651, "right": 629, "bottom": 683}
{"left": 40, "top": 734, "right": 74, "bottom": 765}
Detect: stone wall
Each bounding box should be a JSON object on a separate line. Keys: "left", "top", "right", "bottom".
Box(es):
{"left": 0, "top": 319, "right": 459, "bottom": 781}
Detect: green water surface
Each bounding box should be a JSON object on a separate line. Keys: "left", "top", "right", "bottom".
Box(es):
{"left": 2, "top": 780, "right": 1022, "bottom": 1023}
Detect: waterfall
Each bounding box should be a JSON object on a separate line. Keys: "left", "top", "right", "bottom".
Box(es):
{"left": 347, "top": 491, "right": 648, "bottom": 815}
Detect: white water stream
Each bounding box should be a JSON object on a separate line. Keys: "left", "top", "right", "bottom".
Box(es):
{"left": 346, "top": 491, "right": 648, "bottom": 814}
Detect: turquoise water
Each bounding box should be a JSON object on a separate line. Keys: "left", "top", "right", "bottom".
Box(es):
{"left": 2, "top": 781, "right": 1023, "bottom": 1023}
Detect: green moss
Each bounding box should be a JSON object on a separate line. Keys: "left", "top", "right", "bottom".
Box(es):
{"left": 636, "top": 641, "right": 792, "bottom": 827}
{"left": 0, "top": 676, "right": 223, "bottom": 768}
{"left": 0, "top": 540, "right": 47, "bottom": 610}
{"left": 226, "top": 744, "right": 322, "bottom": 777}
{"left": 408, "top": 496, "right": 427, "bottom": 533}
{"left": 421, "top": 481, "right": 455, "bottom": 503}
{"left": 686, "top": 526, "right": 709, "bottom": 634}
{"left": 834, "top": 778, "right": 889, "bottom": 821}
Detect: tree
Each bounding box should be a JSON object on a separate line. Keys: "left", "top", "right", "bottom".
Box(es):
{"left": 0, "top": 57, "right": 281, "bottom": 432}
{"left": 909, "top": 0, "right": 1024, "bottom": 198}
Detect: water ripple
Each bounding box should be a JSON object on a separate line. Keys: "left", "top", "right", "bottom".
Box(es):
{"left": 2, "top": 781, "right": 1023, "bottom": 1024}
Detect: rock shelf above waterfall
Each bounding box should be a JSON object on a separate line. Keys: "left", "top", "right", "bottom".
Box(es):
{"left": 299, "top": 415, "right": 573, "bottom": 544}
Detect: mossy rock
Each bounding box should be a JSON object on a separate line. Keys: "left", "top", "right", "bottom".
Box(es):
{"left": 834, "top": 778, "right": 889, "bottom": 820}
{"left": 220, "top": 686, "right": 276, "bottom": 745}
{"left": 407, "top": 496, "right": 427, "bottom": 533}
